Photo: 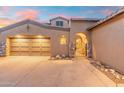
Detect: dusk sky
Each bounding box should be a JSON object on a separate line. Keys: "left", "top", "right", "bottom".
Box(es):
{"left": 0, "top": 6, "right": 121, "bottom": 26}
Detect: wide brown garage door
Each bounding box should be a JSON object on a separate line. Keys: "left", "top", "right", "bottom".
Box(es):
{"left": 9, "top": 37, "right": 50, "bottom": 56}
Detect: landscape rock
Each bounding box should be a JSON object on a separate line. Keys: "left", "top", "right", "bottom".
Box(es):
{"left": 56, "top": 54, "right": 62, "bottom": 59}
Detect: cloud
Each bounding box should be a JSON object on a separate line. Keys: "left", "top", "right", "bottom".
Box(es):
{"left": 2, "top": 6, "right": 11, "bottom": 13}
{"left": 50, "top": 14, "right": 70, "bottom": 19}
{"left": 82, "top": 9, "right": 113, "bottom": 16}
{"left": 0, "top": 18, "right": 15, "bottom": 27}
{"left": 0, "top": 6, "right": 11, "bottom": 16}
{"left": 101, "top": 9, "right": 113, "bottom": 16}
{"left": 16, "top": 9, "right": 39, "bottom": 20}
{"left": 49, "top": 14, "right": 84, "bottom": 19}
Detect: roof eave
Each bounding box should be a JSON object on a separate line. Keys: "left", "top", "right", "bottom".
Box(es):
{"left": 50, "top": 16, "right": 69, "bottom": 22}
{"left": 87, "top": 8, "right": 124, "bottom": 31}
{"left": 71, "top": 18, "right": 100, "bottom": 22}
{"left": 0, "top": 19, "right": 70, "bottom": 32}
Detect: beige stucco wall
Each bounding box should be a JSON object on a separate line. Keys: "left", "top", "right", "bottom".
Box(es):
{"left": 70, "top": 20, "right": 97, "bottom": 57}
{"left": 0, "top": 24, "right": 69, "bottom": 57}
{"left": 50, "top": 18, "right": 69, "bottom": 28}
{"left": 91, "top": 13, "right": 124, "bottom": 74}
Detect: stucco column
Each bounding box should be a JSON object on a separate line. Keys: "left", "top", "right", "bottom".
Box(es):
{"left": 68, "top": 31, "right": 76, "bottom": 57}
{"left": 69, "top": 41, "right": 76, "bottom": 57}
{"left": 0, "top": 41, "right": 6, "bottom": 56}
{"left": 87, "top": 43, "right": 92, "bottom": 58}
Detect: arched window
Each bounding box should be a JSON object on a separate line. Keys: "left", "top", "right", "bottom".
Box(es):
{"left": 60, "top": 35, "right": 67, "bottom": 45}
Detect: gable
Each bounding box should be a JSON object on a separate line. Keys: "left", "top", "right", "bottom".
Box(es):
{"left": 0, "top": 20, "right": 70, "bottom": 33}
{"left": 50, "top": 17, "right": 69, "bottom": 22}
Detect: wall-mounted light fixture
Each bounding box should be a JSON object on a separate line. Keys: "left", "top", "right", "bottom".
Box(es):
{"left": 60, "top": 35, "right": 67, "bottom": 45}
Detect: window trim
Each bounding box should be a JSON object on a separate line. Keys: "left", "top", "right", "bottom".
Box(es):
{"left": 56, "top": 21, "right": 64, "bottom": 27}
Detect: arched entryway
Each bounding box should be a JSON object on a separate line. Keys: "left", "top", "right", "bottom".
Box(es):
{"left": 75, "top": 33, "right": 88, "bottom": 57}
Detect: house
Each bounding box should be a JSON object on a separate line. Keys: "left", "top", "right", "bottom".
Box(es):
{"left": 0, "top": 16, "right": 99, "bottom": 57}
{"left": 50, "top": 16, "right": 70, "bottom": 28}
{"left": 1, "top": 8, "right": 124, "bottom": 74}
{"left": 88, "top": 8, "right": 124, "bottom": 74}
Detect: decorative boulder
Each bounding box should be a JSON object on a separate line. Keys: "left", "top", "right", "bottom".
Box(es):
{"left": 105, "top": 69, "right": 109, "bottom": 72}
{"left": 61, "top": 54, "right": 66, "bottom": 58}
{"left": 65, "top": 57, "right": 70, "bottom": 60}
{"left": 56, "top": 54, "right": 62, "bottom": 59}
{"left": 115, "top": 74, "right": 121, "bottom": 79}
{"left": 100, "top": 67, "right": 105, "bottom": 71}
{"left": 104, "top": 65, "right": 110, "bottom": 69}
{"left": 100, "top": 65, "right": 105, "bottom": 69}
{"left": 96, "top": 61, "right": 102, "bottom": 66}
{"left": 122, "top": 76, "right": 124, "bottom": 80}
{"left": 50, "top": 57, "right": 55, "bottom": 60}
{"left": 109, "top": 69, "right": 115, "bottom": 74}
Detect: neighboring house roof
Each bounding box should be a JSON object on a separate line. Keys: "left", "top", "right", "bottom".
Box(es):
{"left": 71, "top": 18, "right": 100, "bottom": 22}
{"left": 50, "top": 16, "right": 69, "bottom": 22}
{"left": 0, "top": 19, "right": 70, "bottom": 32}
{"left": 44, "top": 23, "right": 51, "bottom": 25}
{"left": 88, "top": 7, "right": 124, "bottom": 30}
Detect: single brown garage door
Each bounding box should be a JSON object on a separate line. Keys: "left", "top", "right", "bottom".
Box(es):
{"left": 9, "top": 37, "right": 50, "bottom": 56}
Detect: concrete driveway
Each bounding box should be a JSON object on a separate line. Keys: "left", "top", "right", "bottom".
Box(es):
{"left": 0, "top": 56, "right": 115, "bottom": 87}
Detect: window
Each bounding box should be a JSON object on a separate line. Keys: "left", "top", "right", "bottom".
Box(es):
{"left": 60, "top": 35, "right": 67, "bottom": 45}
{"left": 56, "top": 21, "right": 63, "bottom": 27}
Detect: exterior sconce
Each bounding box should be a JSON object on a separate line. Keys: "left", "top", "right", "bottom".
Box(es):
{"left": 60, "top": 35, "right": 67, "bottom": 45}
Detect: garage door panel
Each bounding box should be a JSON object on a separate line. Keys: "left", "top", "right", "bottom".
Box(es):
{"left": 11, "top": 43, "right": 29, "bottom": 46}
{"left": 32, "top": 39, "right": 50, "bottom": 42}
{"left": 31, "top": 48, "right": 41, "bottom": 51}
{"left": 42, "top": 44, "right": 50, "bottom": 47}
{"left": 11, "top": 51, "right": 30, "bottom": 56}
{"left": 42, "top": 48, "right": 50, "bottom": 51}
{"left": 41, "top": 51, "right": 50, "bottom": 56}
{"left": 30, "top": 52, "right": 42, "bottom": 56}
{"left": 10, "top": 52, "right": 19, "bottom": 56}
{"left": 20, "top": 48, "right": 30, "bottom": 51}
{"left": 9, "top": 37, "right": 50, "bottom": 56}
{"left": 31, "top": 44, "right": 42, "bottom": 46}
{"left": 20, "top": 43, "right": 29, "bottom": 46}
{"left": 11, "top": 47, "right": 20, "bottom": 51}
{"left": 11, "top": 39, "right": 30, "bottom": 43}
